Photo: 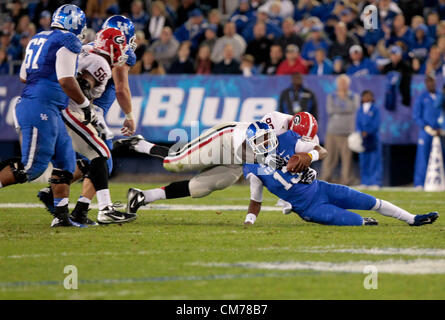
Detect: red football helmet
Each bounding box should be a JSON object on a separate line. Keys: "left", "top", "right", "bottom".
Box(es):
{"left": 94, "top": 27, "right": 128, "bottom": 66}
{"left": 289, "top": 112, "right": 318, "bottom": 139}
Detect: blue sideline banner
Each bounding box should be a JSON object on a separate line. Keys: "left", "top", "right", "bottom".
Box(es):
{"left": 0, "top": 75, "right": 441, "bottom": 144}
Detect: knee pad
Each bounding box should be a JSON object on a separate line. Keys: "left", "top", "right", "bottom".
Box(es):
{"left": 49, "top": 168, "right": 73, "bottom": 185}
{"left": 76, "top": 159, "right": 90, "bottom": 176}
{"left": 1, "top": 158, "right": 28, "bottom": 183}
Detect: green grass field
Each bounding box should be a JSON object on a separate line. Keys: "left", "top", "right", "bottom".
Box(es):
{"left": 0, "top": 182, "right": 444, "bottom": 300}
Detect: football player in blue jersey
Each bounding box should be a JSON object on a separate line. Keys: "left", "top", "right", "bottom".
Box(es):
{"left": 37, "top": 15, "right": 138, "bottom": 225}
{"left": 242, "top": 121, "right": 439, "bottom": 227}
{"left": 0, "top": 5, "right": 92, "bottom": 227}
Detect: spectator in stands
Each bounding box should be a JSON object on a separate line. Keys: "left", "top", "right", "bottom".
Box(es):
{"left": 355, "top": 90, "right": 382, "bottom": 188}
{"left": 321, "top": 74, "right": 360, "bottom": 186}
{"left": 378, "top": 0, "right": 401, "bottom": 24}
{"left": 437, "top": 20, "right": 445, "bottom": 38}
{"left": 240, "top": 54, "right": 257, "bottom": 76}
{"left": 275, "top": 18, "right": 303, "bottom": 52}
{"left": 242, "top": 6, "right": 282, "bottom": 42}
{"left": 211, "top": 21, "right": 246, "bottom": 63}
{"left": 169, "top": 41, "right": 195, "bottom": 74}
{"left": 293, "top": 0, "right": 320, "bottom": 22}
{"left": 0, "top": 49, "right": 10, "bottom": 75}
{"left": 418, "top": 45, "right": 444, "bottom": 75}
{"left": 301, "top": 24, "right": 330, "bottom": 65}
{"left": 382, "top": 45, "right": 412, "bottom": 109}
{"left": 8, "top": 0, "right": 28, "bottom": 25}
{"left": 174, "top": 9, "right": 208, "bottom": 53}
{"left": 32, "top": 0, "right": 58, "bottom": 26}
{"left": 134, "top": 30, "right": 148, "bottom": 61}
{"left": 132, "top": 49, "right": 165, "bottom": 75}
{"left": 409, "top": 24, "right": 434, "bottom": 67}
{"left": 384, "top": 14, "right": 413, "bottom": 54}
{"left": 148, "top": 1, "right": 173, "bottom": 42}
{"left": 246, "top": 22, "right": 272, "bottom": 67}
{"left": 332, "top": 56, "right": 345, "bottom": 74}
{"left": 200, "top": 24, "right": 218, "bottom": 53}
{"left": 176, "top": 0, "right": 198, "bottom": 28}
{"left": 328, "top": 21, "right": 359, "bottom": 62}
{"left": 230, "top": 0, "right": 255, "bottom": 35}
{"left": 207, "top": 9, "right": 224, "bottom": 37}
{"left": 86, "top": 0, "right": 117, "bottom": 29}
{"left": 262, "top": 44, "right": 283, "bottom": 75}
{"left": 268, "top": 2, "right": 284, "bottom": 29}
{"left": 150, "top": 26, "right": 179, "bottom": 70}
{"left": 195, "top": 44, "right": 213, "bottom": 74}
{"left": 410, "top": 15, "right": 425, "bottom": 31}
{"left": 278, "top": 72, "right": 318, "bottom": 118}
{"left": 346, "top": 45, "right": 379, "bottom": 76}
{"left": 412, "top": 74, "right": 443, "bottom": 188}
{"left": 437, "top": 35, "right": 445, "bottom": 57}
{"left": 37, "top": 11, "right": 51, "bottom": 33}
{"left": 212, "top": 44, "right": 241, "bottom": 74}
{"left": 259, "top": 0, "right": 295, "bottom": 19}
{"left": 310, "top": 48, "right": 333, "bottom": 75}
{"left": 276, "top": 44, "right": 308, "bottom": 75}
{"left": 130, "top": 0, "right": 150, "bottom": 33}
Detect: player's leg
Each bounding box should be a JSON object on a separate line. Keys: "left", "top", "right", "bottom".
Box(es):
{"left": 127, "top": 165, "right": 242, "bottom": 213}
{"left": 320, "top": 133, "right": 340, "bottom": 182}
{"left": 113, "top": 135, "right": 169, "bottom": 159}
{"left": 320, "top": 180, "right": 438, "bottom": 226}
{"left": 301, "top": 203, "right": 365, "bottom": 226}
{"left": 413, "top": 131, "right": 432, "bottom": 188}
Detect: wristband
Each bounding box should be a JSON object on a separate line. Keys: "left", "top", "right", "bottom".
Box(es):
{"left": 77, "top": 97, "right": 90, "bottom": 109}
{"left": 125, "top": 112, "right": 134, "bottom": 120}
{"left": 308, "top": 150, "right": 319, "bottom": 162}
{"left": 244, "top": 213, "right": 257, "bottom": 224}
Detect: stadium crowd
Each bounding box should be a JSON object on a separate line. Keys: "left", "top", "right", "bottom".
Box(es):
{"left": 1, "top": 0, "right": 445, "bottom": 76}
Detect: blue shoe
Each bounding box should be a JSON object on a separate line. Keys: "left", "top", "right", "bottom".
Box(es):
{"left": 50, "top": 217, "right": 88, "bottom": 228}
{"left": 410, "top": 212, "right": 439, "bottom": 226}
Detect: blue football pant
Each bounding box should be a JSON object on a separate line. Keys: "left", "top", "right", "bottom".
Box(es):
{"left": 359, "top": 145, "right": 383, "bottom": 186}
{"left": 300, "top": 181, "right": 377, "bottom": 226}
{"left": 15, "top": 99, "right": 75, "bottom": 181}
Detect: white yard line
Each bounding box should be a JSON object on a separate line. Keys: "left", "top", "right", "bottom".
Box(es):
{"left": 196, "top": 258, "right": 445, "bottom": 274}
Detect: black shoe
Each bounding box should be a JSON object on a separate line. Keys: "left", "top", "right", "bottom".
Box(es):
{"left": 363, "top": 217, "right": 378, "bottom": 226}
{"left": 51, "top": 208, "right": 87, "bottom": 228}
{"left": 37, "top": 187, "right": 55, "bottom": 214}
{"left": 127, "top": 188, "right": 146, "bottom": 214}
{"left": 70, "top": 203, "right": 98, "bottom": 226}
{"left": 410, "top": 212, "right": 439, "bottom": 226}
{"left": 113, "top": 135, "right": 145, "bottom": 152}
{"left": 97, "top": 205, "right": 137, "bottom": 224}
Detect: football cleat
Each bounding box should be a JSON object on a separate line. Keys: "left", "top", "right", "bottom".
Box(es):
{"left": 97, "top": 205, "right": 137, "bottom": 224}
{"left": 127, "top": 188, "right": 146, "bottom": 214}
{"left": 37, "top": 187, "right": 55, "bottom": 214}
{"left": 70, "top": 209, "right": 98, "bottom": 226}
{"left": 50, "top": 217, "right": 87, "bottom": 228}
{"left": 363, "top": 217, "right": 378, "bottom": 226}
{"left": 113, "top": 135, "right": 145, "bottom": 152}
{"left": 410, "top": 212, "right": 439, "bottom": 226}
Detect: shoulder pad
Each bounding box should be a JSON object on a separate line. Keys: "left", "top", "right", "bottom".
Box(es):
{"left": 126, "top": 49, "right": 136, "bottom": 67}
{"left": 61, "top": 32, "right": 82, "bottom": 54}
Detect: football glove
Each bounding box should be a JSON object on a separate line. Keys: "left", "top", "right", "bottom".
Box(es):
{"left": 264, "top": 154, "right": 287, "bottom": 170}
{"left": 300, "top": 167, "right": 317, "bottom": 184}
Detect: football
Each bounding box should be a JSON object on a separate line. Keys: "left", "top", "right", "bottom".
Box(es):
{"left": 286, "top": 152, "right": 312, "bottom": 173}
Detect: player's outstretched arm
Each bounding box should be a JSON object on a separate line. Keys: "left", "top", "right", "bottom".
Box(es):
{"left": 113, "top": 65, "right": 135, "bottom": 136}
{"left": 244, "top": 172, "right": 264, "bottom": 226}
{"left": 244, "top": 200, "right": 262, "bottom": 226}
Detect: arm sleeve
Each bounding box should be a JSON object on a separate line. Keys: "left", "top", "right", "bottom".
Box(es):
{"left": 55, "top": 47, "right": 78, "bottom": 80}
{"left": 246, "top": 172, "right": 263, "bottom": 203}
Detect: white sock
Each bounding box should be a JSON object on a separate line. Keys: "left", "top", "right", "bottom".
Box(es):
{"left": 372, "top": 199, "right": 415, "bottom": 224}
{"left": 78, "top": 196, "right": 91, "bottom": 204}
{"left": 97, "top": 189, "right": 112, "bottom": 211}
{"left": 142, "top": 188, "right": 166, "bottom": 203}
{"left": 135, "top": 140, "right": 154, "bottom": 155}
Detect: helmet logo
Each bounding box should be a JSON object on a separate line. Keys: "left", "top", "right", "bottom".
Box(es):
{"left": 114, "top": 35, "right": 125, "bottom": 44}
{"left": 116, "top": 21, "right": 129, "bottom": 35}
{"left": 293, "top": 115, "right": 301, "bottom": 125}
{"left": 62, "top": 5, "right": 81, "bottom": 30}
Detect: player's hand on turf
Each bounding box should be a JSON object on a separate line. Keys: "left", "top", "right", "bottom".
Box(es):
{"left": 287, "top": 153, "right": 312, "bottom": 173}
{"left": 121, "top": 119, "right": 135, "bottom": 136}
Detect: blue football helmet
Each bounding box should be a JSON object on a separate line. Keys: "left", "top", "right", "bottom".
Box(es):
{"left": 51, "top": 4, "right": 86, "bottom": 40}
{"left": 246, "top": 121, "right": 278, "bottom": 155}
{"left": 102, "top": 15, "right": 136, "bottom": 51}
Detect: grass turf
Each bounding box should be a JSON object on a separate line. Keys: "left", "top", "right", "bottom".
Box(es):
{"left": 0, "top": 182, "right": 444, "bottom": 299}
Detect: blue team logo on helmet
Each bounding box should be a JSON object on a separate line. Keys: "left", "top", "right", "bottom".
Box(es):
{"left": 51, "top": 4, "right": 86, "bottom": 40}
{"left": 246, "top": 121, "right": 278, "bottom": 155}
{"left": 102, "top": 15, "right": 136, "bottom": 51}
